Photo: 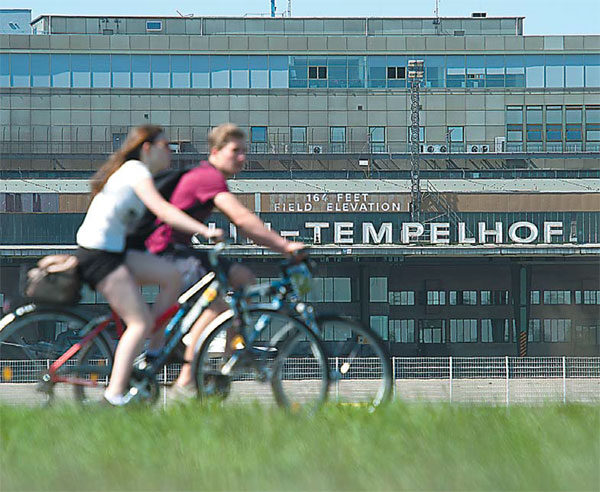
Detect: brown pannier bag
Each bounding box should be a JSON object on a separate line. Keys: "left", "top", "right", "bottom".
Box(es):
{"left": 25, "top": 255, "right": 82, "bottom": 305}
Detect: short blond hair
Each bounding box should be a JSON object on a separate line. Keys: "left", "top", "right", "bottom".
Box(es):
{"left": 208, "top": 124, "right": 246, "bottom": 151}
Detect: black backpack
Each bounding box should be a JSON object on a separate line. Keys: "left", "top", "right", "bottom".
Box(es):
{"left": 126, "top": 166, "right": 202, "bottom": 250}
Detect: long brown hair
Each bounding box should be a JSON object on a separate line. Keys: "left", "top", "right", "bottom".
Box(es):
{"left": 90, "top": 125, "right": 164, "bottom": 198}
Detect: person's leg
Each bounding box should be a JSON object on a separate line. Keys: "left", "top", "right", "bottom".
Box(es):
{"left": 97, "top": 265, "right": 153, "bottom": 399}
{"left": 174, "top": 264, "right": 255, "bottom": 389}
{"left": 125, "top": 250, "right": 183, "bottom": 350}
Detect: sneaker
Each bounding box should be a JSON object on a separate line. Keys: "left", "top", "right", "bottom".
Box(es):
{"left": 103, "top": 391, "right": 134, "bottom": 407}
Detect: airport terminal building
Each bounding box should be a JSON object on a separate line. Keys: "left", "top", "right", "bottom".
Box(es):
{"left": 1, "top": 12, "right": 599, "bottom": 357}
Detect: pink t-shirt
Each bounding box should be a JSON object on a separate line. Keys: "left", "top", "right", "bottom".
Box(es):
{"left": 146, "top": 162, "right": 229, "bottom": 254}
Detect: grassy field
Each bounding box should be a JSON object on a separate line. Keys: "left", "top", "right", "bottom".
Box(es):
{"left": 1, "top": 402, "right": 598, "bottom": 491}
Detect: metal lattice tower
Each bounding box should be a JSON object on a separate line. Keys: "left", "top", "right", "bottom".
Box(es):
{"left": 408, "top": 60, "right": 424, "bottom": 222}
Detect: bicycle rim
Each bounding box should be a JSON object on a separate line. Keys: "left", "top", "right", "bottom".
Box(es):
{"left": 194, "top": 309, "right": 329, "bottom": 413}
{"left": 0, "top": 306, "right": 91, "bottom": 406}
{"left": 73, "top": 334, "right": 114, "bottom": 405}
{"left": 317, "top": 315, "right": 393, "bottom": 410}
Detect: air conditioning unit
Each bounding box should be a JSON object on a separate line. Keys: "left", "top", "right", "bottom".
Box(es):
{"left": 494, "top": 137, "right": 506, "bottom": 153}
{"left": 468, "top": 144, "right": 490, "bottom": 153}
{"left": 310, "top": 145, "right": 323, "bottom": 154}
{"left": 422, "top": 144, "right": 447, "bottom": 154}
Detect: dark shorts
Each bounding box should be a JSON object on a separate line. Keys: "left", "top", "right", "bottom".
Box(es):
{"left": 75, "top": 247, "right": 126, "bottom": 289}
{"left": 159, "top": 244, "right": 232, "bottom": 290}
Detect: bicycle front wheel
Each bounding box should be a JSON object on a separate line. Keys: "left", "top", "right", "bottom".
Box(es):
{"left": 194, "top": 309, "right": 329, "bottom": 413}
{"left": 317, "top": 315, "right": 393, "bottom": 410}
{"left": 0, "top": 304, "right": 102, "bottom": 406}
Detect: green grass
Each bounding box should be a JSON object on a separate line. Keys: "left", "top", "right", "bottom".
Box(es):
{"left": 1, "top": 402, "right": 598, "bottom": 491}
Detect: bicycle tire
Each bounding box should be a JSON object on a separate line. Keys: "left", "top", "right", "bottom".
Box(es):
{"left": 72, "top": 331, "right": 115, "bottom": 405}
{"left": 316, "top": 314, "right": 393, "bottom": 411}
{"left": 192, "top": 308, "right": 329, "bottom": 413}
{"left": 0, "top": 304, "right": 108, "bottom": 406}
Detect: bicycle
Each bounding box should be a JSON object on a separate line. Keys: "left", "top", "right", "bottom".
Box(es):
{"left": 0, "top": 242, "right": 330, "bottom": 412}
{"left": 192, "top": 251, "right": 393, "bottom": 412}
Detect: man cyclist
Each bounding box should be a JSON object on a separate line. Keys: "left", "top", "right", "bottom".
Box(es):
{"left": 142, "top": 123, "right": 304, "bottom": 397}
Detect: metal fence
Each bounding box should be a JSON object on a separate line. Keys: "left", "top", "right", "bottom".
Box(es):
{"left": 0, "top": 357, "right": 598, "bottom": 406}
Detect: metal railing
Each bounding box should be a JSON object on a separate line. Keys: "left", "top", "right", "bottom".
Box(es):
{"left": 2, "top": 140, "right": 600, "bottom": 156}
{"left": 0, "top": 357, "right": 598, "bottom": 406}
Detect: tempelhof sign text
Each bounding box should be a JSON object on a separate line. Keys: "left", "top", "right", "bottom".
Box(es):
{"left": 216, "top": 220, "right": 568, "bottom": 245}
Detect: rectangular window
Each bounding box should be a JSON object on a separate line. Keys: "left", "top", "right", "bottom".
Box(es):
{"left": 574, "top": 324, "right": 599, "bottom": 344}
{"left": 419, "top": 320, "right": 446, "bottom": 344}
{"left": 528, "top": 319, "right": 541, "bottom": 342}
{"left": 151, "top": 55, "right": 170, "bottom": 88}
{"left": 72, "top": 54, "right": 91, "bottom": 88}
{"left": 506, "top": 106, "right": 524, "bottom": 144}
{"left": 545, "top": 55, "right": 564, "bottom": 88}
{"left": 543, "top": 319, "right": 572, "bottom": 342}
{"left": 369, "top": 126, "right": 386, "bottom": 153}
{"left": 485, "top": 55, "right": 505, "bottom": 87}
{"left": 466, "top": 55, "right": 485, "bottom": 88}
{"left": 230, "top": 56, "right": 249, "bottom": 89}
{"left": 525, "top": 55, "right": 544, "bottom": 88}
{"left": 10, "top": 54, "right": 30, "bottom": 87}
{"left": 369, "top": 277, "right": 387, "bottom": 303}
{"left": 565, "top": 54, "right": 584, "bottom": 88}
{"left": 333, "top": 278, "right": 351, "bottom": 302}
{"left": 191, "top": 56, "right": 210, "bottom": 88}
{"left": 327, "top": 56, "right": 347, "bottom": 88}
{"left": 269, "top": 56, "right": 288, "bottom": 89}
{"left": 290, "top": 126, "right": 307, "bottom": 153}
{"left": 31, "top": 54, "right": 50, "bottom": 87}
{"left": 575, "top": 290, "right": 600, "bottom": 305}
{"left": 530, "top": 290, "right": 540, "bottom": 304}
{"left": 250, "top": 126, "right": 268, "bottom": 153}
{"left": 367, "top": 56, "right": 386, "bottom": 88}
{"left": 427, "top": 291, "right": 446, "bottom": 306}
{"left": 446, "top": 55, "right": 466, "bottom": 88}
{"left": 171, "top": 55, "right": 190, "bottom": 89}
{"left": 249, "top": 55, "right": 268, "bottom": 88}
{"left": 370, "top": 316, "right": 389, "bottom": 341}
{"left": 308, "top": 66, "right": 327, "bottom": 79}
{"left": 51, "top": 54, "right": 70, "bottom": 88}
{"left": 585, "top": 106, "right": 600, "bottom": 143}
{"left": 387, "top": 66, "right": 406, "bottom": 79}
{"left": 330, "top": 127, "right": 346, "bottom": 153}
{"left": 505, "top": 55, "right": 525, "bottom": 87}
{"left": 390, "top": 319, "right": 415, "bottom": 343}
{"left": 543, "top": 290, "right": 572, "bottom": 305}
{"left": 584, "top": 54, "right": 600, "bottom": 87}
{"left": 447, "top": 126, "right": 464, "bottom": 153}
{"left": 211, "top": 55, "right": 229, "bottom": 89}
{"left": 526, "top": 106, "right": 543, "bottom": 146}
{"left": 146, "top": 20, "right": 163, "bottom": 31}
{"left": 91, "top": 54, "right": 110, "bottom": 88}
{"left": 449, "top": 291, "right": 477, "bottom": 305}
{"left": 482, "top": 319, "right": 513, "bottom": 343}
{"left": 566, "top": 106, "right": 583, "bottom": 148}
{"left": 546, "top": 106, "right": 563, "bottom": 145}
{"left": 132, "top": 55, "right": 151, "bottom": 88}
{"left": 481, "top": 290, "right": 510, "bottom": 305}
{"left": 112, "top": 55, "right": 131, "bottom": 88}
{"left": 450, "top": 319, "right": 478, "bottom": 343}
{"left": 289, "top": 55, "right": 307, "bottom": 88}
{"left": 388, "top": 291, "right": 415, "bottom": 306}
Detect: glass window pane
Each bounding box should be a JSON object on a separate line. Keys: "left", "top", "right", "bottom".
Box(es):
{"left": 545, "top": 55, "right": 564, "bottom": 88}
{"left": 327, "top": 56, "right": 347, "bottom": 88}
{"left": 269, "top": 56, "right": 288, "bottom": 88}
{"left": 347, "top": 56, "right": 365, "bottom": 88}
{"left": 112, "top": 55, "right": 131, "bottom": 88}
{"left": 151, "top": 55, "right": 169, "bottom": 88}
{"left": 424, "top": 55, "right": 444, "bottom": 88}
{"left": 211, "top": 55, "right": 229, "bottom": 88}
{"left": 525, "top": 55, "right": 544, "bottom": 88}
{"left": 505, "top": 55, "right": 525, "bottom": 87}
{"left": 230, "top": 56, "right": 249, "bottom": 89}
{"left": 0, "top": 53, "right": 8, "bottom": 87}
{"left": 72, "top": 54, "right": 90, "bottom": 88}
{"left": 446, "top": 55, "right": 466, "bottom": 88}
{"left": 30, "top": 54, "right": 49, "bottom": 87}
{"left": 485, "top": 55, "right": 504, "bottom": 87}
{"left": 291, "top": 126, "right": 306, "bottom": 142}
{"left": 370, "top": 127, "right": 385, "bottom": 142}
{"left": 331, "top": 127, "right": 346, "bottom": 143}
{"left": 191, "top": 56, "right": 209, "bottom": 88}
{"left": 91, "top": 54, "right": 110, "bottom": 88}
{"left": 565, "top": 55, "right": 584, "bottom": 88}
{"left": 51, "top": 54, "right": 69, "bottom": 87}
{"left": 584, "top": 54, "right": 600, "bottom": 87}
{"left": 249, "top": 55, "right": 268, "bottom": 88}
{"left": 334, "top": 278, "right": 351, "bottom": 302}
{"left": 369, "top": 277, "right": 387, "bottom": 302}
{"left": 289, "top": 55, "right": 307, "bottom": 88}
{"left": 367, "top": 56, "right": 386, "bottom": 88}
{"left": 171, "top": 55, "right": 190, "bottom": 88}
{"left": 132, "top": 55, "right": 151, "bottom": 88}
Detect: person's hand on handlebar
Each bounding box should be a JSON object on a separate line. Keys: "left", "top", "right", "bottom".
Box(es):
{"left": 204, "top": 227, "right": 225, "bottom": 241}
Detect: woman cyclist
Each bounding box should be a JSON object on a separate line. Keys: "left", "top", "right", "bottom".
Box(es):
{"left": 75, "top": 125, "right": 222, "bottom": 406}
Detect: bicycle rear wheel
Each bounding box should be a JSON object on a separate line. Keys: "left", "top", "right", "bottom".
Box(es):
{"left": 317, "top": 315, "right": 393, "bottom": 411}
{"left": 193, "top": 309, "right": 329, "bottom": 413}
{"left": 0, "top": 304, "right": 106, "bottom": 406}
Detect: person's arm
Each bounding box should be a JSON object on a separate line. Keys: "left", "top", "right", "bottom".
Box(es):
{"left": 213, "top": 191, "right": 303, "bottom": 255}
{"left": 133, "top": 177, "right": 223, "bottom": 240}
